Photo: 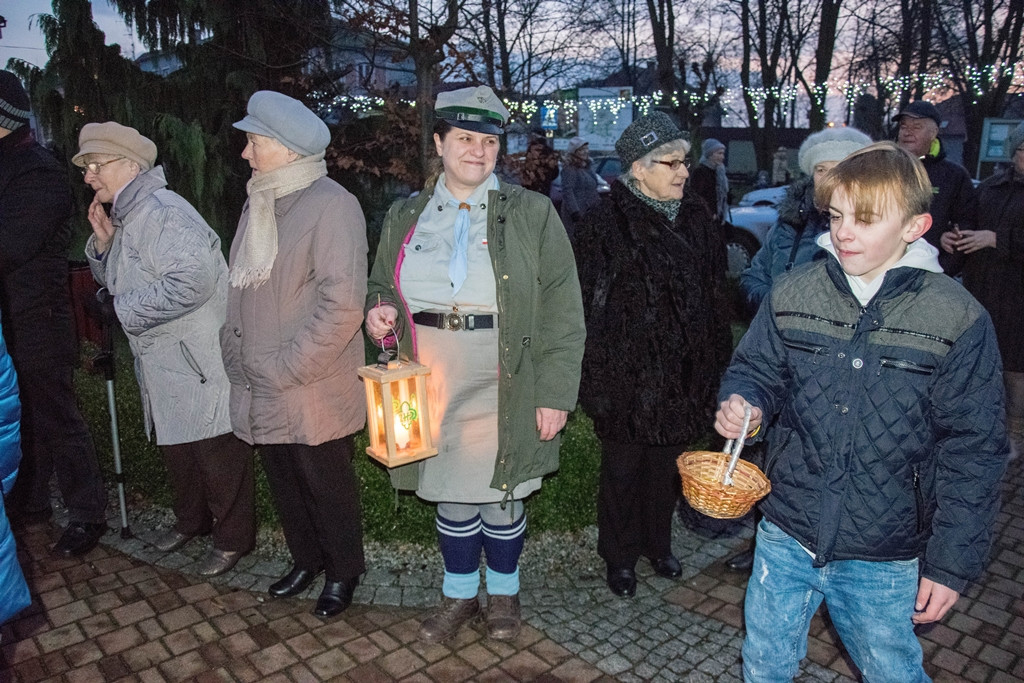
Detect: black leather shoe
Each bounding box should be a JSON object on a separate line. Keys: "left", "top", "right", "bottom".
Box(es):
{"left": 726, "top": 549, "right": 755, "bottom": 571}
{"left": 650, "top": 554, "right": 682, "bottom": 578}
{"left": 53, "top": 522, "right": 106, "bottom": 558}
{"left": 313, "top": 577, "right": 358, "bottom": 617}
{"left": 269, "top": 565, "right": 323, "bottom": 598}
{"left": 606, "top": 566, "right": 637, "bottom": 597}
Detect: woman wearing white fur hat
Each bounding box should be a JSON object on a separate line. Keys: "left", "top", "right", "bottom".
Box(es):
{"left": 740, "top": 127, "right": 873, "bottom": 314}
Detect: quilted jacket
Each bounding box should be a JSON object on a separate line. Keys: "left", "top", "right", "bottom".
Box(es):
{"left": 0, "top": 321, "right": 29, "bottom": 623}
{"left": 721, "top": 256, "right": 1008, "bottom": 592}
{"left": 87, "top": 167, "right": 233, "bottom": 445}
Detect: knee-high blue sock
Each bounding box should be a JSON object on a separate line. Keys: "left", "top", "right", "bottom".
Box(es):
{"left": 436, "top": 512, "right": 482, "bottom": 599}
{"left": 481, "top": 511, "right": 526, "bottom": 596}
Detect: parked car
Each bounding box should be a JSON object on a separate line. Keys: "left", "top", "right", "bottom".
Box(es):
{"left": 549, "top": 168, "right": 611, "bottom": 211}
{"left": 591, "top": 155, "right": 624, "bottom": 184}
{"left": 723, "top": 185, "right": 788, "bottom": 278}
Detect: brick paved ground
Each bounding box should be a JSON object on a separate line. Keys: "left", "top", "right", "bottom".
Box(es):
{"left": 1, "top": 455, "right": 1022, "bottom": 681}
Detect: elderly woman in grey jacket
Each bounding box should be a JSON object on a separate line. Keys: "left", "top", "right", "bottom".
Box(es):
{"left": 221, "top": 91, "right": 368, "bottom": 618}
{"left": 79, "top": 122, "right": 254, "bottom": 577}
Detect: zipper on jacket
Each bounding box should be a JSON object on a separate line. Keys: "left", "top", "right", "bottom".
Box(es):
{"left": 179, "top": 342, "right": 208, "bottom": 384}
{"left": 877, "top": 357, "right": 936, "bottom": 376}
{"left": 912, "top": 466, "right": 924, "bottom": 533}
{"left": 782, "top": 340, "right": 829, "bottom": 362}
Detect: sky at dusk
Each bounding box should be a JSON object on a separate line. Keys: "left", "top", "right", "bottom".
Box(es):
{"left": 0, "top": 1, "right": 138, "bottom": 70}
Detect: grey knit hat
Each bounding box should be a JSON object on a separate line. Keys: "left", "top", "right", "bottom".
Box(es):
{"left": 1007, "top": 121, "right": 1024, "bottom": 158}
{"left": 798, "top": 127, "right": 873, "bottom": 176}
{"left": 700, "top": 138, "right": 725, "bottom": 161}
{"left": 0, "top": 71, "right": 31, "bottom": 131}
{"left": 615, "top": 112, "right": 687, "bottom": 167}
{"left": 567, "top": 136, "right": 588, "bottom": 155}
{"left": 233, "top": 91, "right": 330, "bottom": 156}
{"left": 435, "top": 85, "right": 510, "bottom": 135}
{"left": 72, "top": 122, "right": 158, "bottom": 171}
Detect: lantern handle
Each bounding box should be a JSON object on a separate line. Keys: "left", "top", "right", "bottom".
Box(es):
{"left": 377, "top": 324, "right": 402, "bottom": 367}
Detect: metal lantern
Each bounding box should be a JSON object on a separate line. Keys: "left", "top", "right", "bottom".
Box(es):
{"left": 357, "top": 356, "right": 437, "bottom": 468}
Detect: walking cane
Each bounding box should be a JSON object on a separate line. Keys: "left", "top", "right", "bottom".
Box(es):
{"left": 90, "top": 288, "right": 132, "bottom": 539}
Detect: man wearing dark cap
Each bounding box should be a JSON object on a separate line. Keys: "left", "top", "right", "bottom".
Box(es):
{"left": 0, "top": 71, "right": 108, "bottom": 556}
{"left": 895, "top": 99, "right": 978, "bottom": 274}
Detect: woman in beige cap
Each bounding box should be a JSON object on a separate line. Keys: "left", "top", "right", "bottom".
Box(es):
{"left": 364, "top": 85, "right": 585, "bottom": 643}
{"left": 78, "top": 121, "right": 255, "bottom": 577}
{"left": 222, "top": 91, "right": 368, "bottom": 618}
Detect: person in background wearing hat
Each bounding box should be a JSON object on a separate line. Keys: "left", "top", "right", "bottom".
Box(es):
{"left": 520, "top": 127, "right": 560, "bottom": 196}
{"left": 222, "top": 91, "right": 368, "bottom": 618}
{"left": 741, "top": 126, "right": 873, "bottom": 316}
{"left": 0, "top": 71, "right": 108, "bottom": 557}
{"left": 895, "top": 100, "right": 978, "bottom": 274}
{"left": 78, "top": 121, "right": 255, "bottom": 577}
{"left": 956, "top": 121, "right": 1024, "bottom": 460}
{"left": 365, "top": 85, "right": 584, "bottom": 643}
{"left": 772, "top": 146, "right": 791, "bottom": 186}
{"left": 559, "top": 136, "right": 600, "bottom": 240}
{"left": 689, "top": 138, "right": 730, "bottom": 224}
{"left": 573, "top": 112, "right": 732, "bottom": 598}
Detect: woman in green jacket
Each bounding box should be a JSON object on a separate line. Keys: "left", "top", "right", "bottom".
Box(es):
{"left": 365, "top": 85, "right": 585, "bottom": 644}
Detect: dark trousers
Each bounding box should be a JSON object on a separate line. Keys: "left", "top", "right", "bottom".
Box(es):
{"left": 260, "top": 436, "right": 366, "bottom": 581}
{"left": 161, "top": 432, "right": 256, "bottom": 552}
{"left": 597, "top": 439, "right": 682, "bottom": 569}
{"left": 8, "top": 364, "right": 106, "bottom": 524}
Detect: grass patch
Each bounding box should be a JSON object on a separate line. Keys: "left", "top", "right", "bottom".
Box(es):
{"left": 75, "top": 333, "right": 603, "bottom": 545}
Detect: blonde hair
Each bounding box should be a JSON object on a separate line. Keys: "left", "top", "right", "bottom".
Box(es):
{"left": 814, "top": 141, "right": 932, "bottom": 224}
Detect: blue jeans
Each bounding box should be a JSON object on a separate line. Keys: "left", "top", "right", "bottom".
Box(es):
{"left": 743, "top": 519, "right": 930, "bottom": 683}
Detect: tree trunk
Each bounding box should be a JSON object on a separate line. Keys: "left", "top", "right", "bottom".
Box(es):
{"left": 808, "top": 0, "right": 841, "bottom": 131}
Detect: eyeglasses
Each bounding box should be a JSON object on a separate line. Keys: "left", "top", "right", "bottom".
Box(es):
{"left": 81, "top": 157, "right": 125, "bottom": 175}
{"left": 652, "top": 158, "right": 691, "bottom": 171}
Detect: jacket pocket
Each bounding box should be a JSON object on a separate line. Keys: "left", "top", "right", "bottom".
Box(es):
{"left": 878, "top": 357, "right": 936, "bottom": 376}
{"left": 404, "top": 233, "right": 442, "bottom": 254}
{"left": 179, "top": 341, "right": 208, "bottom": 384}
{"left": 783, "top": 340, "right": 830, "bottom": 359}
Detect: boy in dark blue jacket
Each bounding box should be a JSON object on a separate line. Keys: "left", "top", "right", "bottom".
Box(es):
{"left": 716, "top": 142, "right": 1009, "bottom": 682}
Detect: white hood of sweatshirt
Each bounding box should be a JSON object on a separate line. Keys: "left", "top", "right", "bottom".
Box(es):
{"left": 816, "top": 233, "right": 943, "bottom": 306}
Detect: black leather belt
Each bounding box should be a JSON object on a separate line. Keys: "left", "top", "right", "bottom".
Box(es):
{"left": 412, "top": 311, "right": 496, "bottom": 331}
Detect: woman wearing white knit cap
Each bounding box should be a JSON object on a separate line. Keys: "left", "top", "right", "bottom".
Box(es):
{"left": 221, "top": 90, "right": 368, "bottom": 618}
{"left": 740, "top": 127, "right": 873, "bottom": 315}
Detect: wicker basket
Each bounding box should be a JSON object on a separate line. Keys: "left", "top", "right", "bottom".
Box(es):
{"left": 677, "top": 450, "right": 771, "bottom": 519}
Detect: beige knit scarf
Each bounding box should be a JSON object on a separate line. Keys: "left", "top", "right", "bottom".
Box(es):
{"left": 229, "top": 152, "right": 327, "bottom": 288}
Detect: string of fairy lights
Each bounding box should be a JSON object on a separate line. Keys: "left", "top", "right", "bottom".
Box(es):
{"left": 308, "top": 63, "right": 1024, "bottom": 124}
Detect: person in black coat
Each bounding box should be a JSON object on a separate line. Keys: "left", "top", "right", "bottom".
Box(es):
{"left": 0, "top": 71, "right": 106, "bottom": 556}
{"left": 895, "top": 100, "right": 978, "bottom": 275}
{"left": 574, "top": 113, "right": 732, "bottom": 598}
{"left": 955, "top": 121, "right": 1024, "bottom": 458}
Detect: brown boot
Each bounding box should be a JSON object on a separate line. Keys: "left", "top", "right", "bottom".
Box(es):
{"left": 418, "top": 596, "right": 480, "bottom": 643}
{"left": 486, "top": 593, "right": 521, "bottom": 641}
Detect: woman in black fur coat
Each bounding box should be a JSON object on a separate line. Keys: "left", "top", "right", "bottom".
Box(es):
{"left": 573, "top": 113, "right": 733, "bottom": 598}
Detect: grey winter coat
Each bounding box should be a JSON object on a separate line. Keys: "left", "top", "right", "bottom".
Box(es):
{"left": 86, "top": 167, "right": 232, "bottom": 446}
{"left": 221, "top": 176, "right": 368, "bottom": 446}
